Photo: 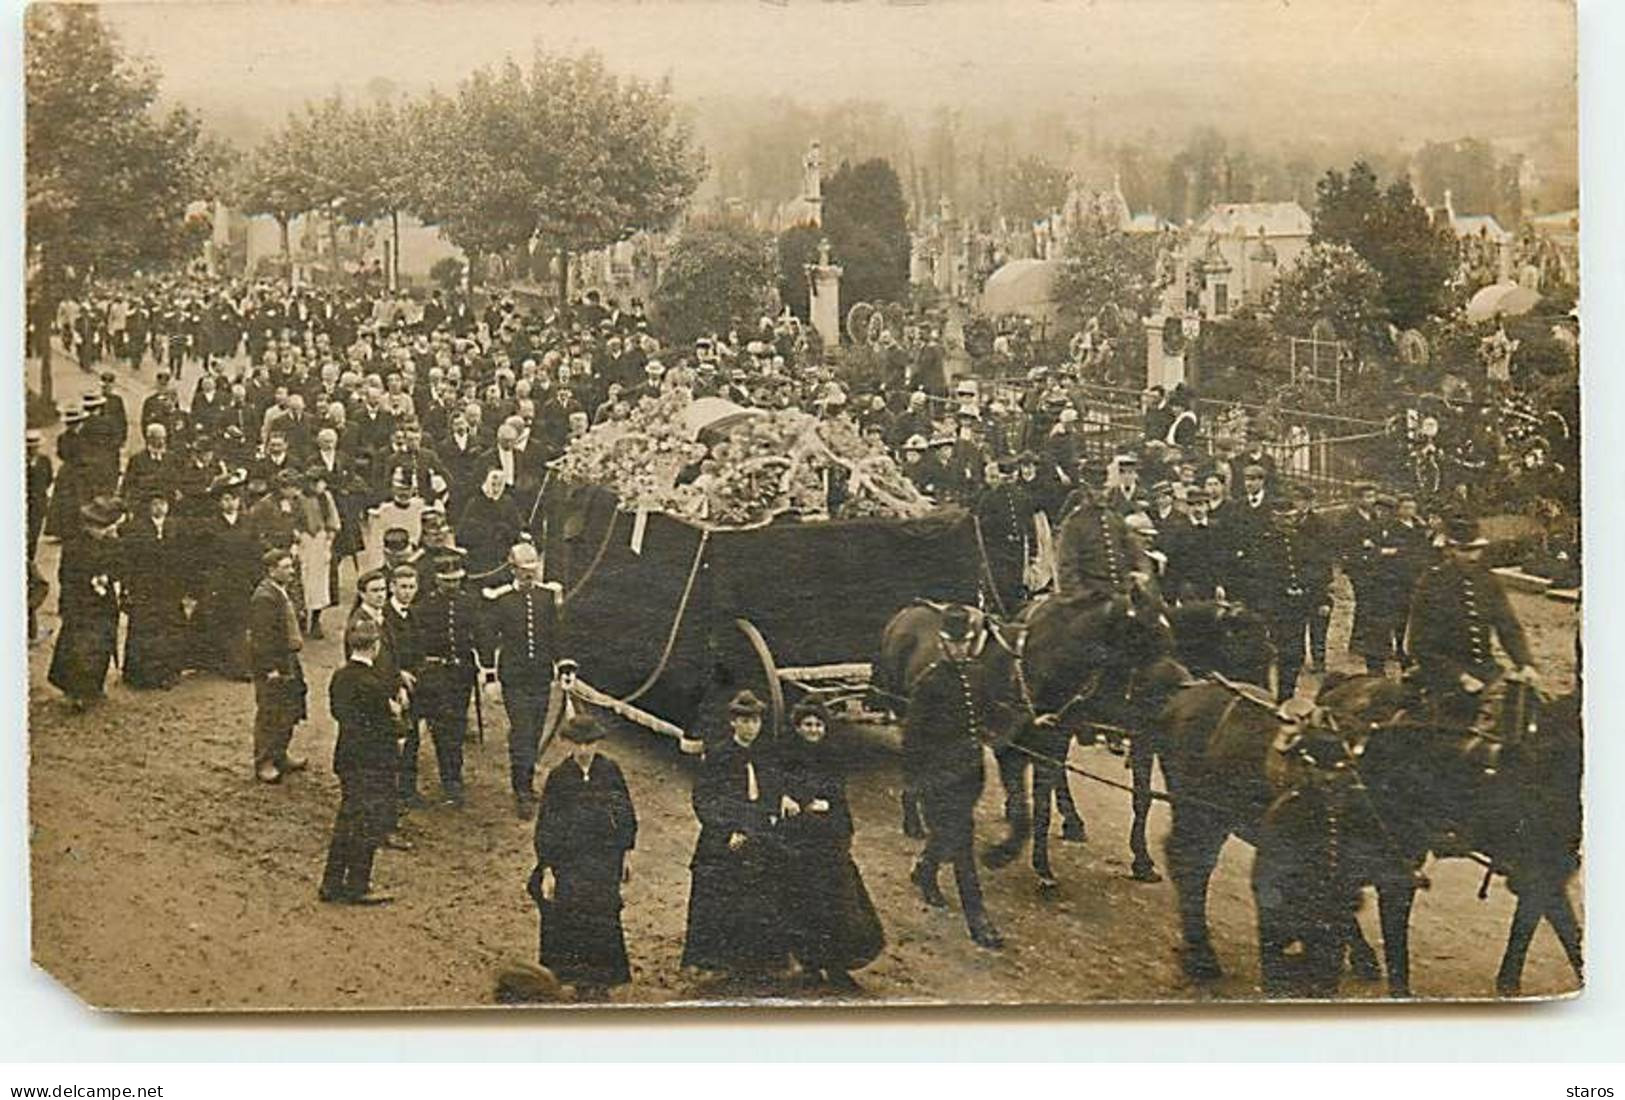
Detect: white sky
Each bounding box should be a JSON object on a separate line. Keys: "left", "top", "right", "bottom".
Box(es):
{"left": 100, "top": 0, "right": 1575, "bottom": 141}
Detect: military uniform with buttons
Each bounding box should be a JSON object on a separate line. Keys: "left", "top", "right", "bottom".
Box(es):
{"left": 1252, "top": 495, "right": 1318, "bottom": 701}
{"left": 476, "top": 545, "right": 565, "bottom": 813}
{"left": 973, "top": 465, "right": 1036, "bottom": 613}
{"left": 901, "top": 607, "right": 1003, "bottom": 949}
{"left": 414, "top": 554, "right": 481, "bottom": 805}
{"left": 1054, "top": 493, "right": 1156, "bottom": 603}
{"left": 1406, "top": 516, "right": 1535, "bottom": 727}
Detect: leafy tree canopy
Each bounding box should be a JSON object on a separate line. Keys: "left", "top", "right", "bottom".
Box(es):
{"left": 1003, "top": 155, "right": 1072, "bottom": 224}
{"left": 822, "top": 158, "right": 909, "bottom": 313}
{"left": 776, "top": 223, "right": 824, "bottom": 321}
{"left": 1052, "top": 208, "right": 1166, "bottom": 328}
{"left": 1311, "top": 161, "right": 1459, "bottom": 329}
{"left": 653, "top": 216, "right": 777, "bottom": 347}
{"left": 1269, "top": 241, "right": 1387, "bottom": 339}
{"left": 412, "top": 50, "right": 706, "bottom": 281}
{"left": 27, "top": 4, "right": 224, "bottom": 292}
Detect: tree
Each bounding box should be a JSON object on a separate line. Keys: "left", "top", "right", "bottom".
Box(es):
{"left": 1003, "top": 155, "right": 1071, "bottom": 225}
{"left": 652, "top": 216, "right": 777, "bottom": 347}
{"left": 1269, "top": 242, "right": 1387, "bottom": 338}
{"left": 412, "top": 51, "right": 705, "bottom": 296}
{"left": 1311, "top": 161, "right": 1460, "bottom": 329}
{"left": 776, "top": 224, "right": 824, "bottom": 321}
{"left": 233, "top": 118, "right": 317, "bottom": 275}
{"left": 1052, "top": 209, "right": 1166, "bottom": 326}
{"left": 26, "top": 4, "right": 219, "bottom": 405}
{"left": 822, "top": 158, "right": 910, "bottom": 314}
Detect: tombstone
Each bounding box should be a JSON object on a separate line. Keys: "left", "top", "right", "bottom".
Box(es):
{"left": 1143, "top": 314, "right": 1186, "bottom": 390}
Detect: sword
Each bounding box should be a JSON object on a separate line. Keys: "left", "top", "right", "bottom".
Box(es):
{"left": 470, "top": 653, "right": 486, "bottom": 746}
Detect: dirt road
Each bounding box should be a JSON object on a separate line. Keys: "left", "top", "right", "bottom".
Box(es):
{"left": 27, "top": 568, "right": 1581, "bottom": 1011}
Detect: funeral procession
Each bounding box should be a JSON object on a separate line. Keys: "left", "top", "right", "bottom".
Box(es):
{"left": 22, "top": 2, "right": 1582, "bottom": 1010}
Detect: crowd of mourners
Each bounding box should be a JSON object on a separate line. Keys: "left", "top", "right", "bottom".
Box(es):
{"left": 24, "top": 273, "right": 1558, "bottom": 1000}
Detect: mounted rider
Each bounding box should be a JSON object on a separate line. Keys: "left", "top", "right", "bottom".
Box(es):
{"left": 1050, "top": 484, "right": 1168, "bottom": 740}
{"left": 1053, "top": 484, "right": 1160, "bottom": 606}
{"left": 1405, "top": 514, "right": 1539, "bottom": 732}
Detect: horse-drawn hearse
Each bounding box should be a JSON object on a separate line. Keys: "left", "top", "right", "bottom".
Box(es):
{"left": 539, "top": 484, "right": 981, "bottom": 748}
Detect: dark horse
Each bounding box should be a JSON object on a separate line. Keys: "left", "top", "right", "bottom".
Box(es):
{"left": 874, "top": 601, "right": 1030, "bottom": 837}
{"left": 982, "top": 598, "right": 1273, "bottom": 888}
{"left": 972, "top": 582, "right": 1273, "bottom": 886}
{"left": 1163, "top": 670, "right": 1578, "bottom": 997}
{"left": 1315, "top": 674, "right": 1583, "bottom": 997}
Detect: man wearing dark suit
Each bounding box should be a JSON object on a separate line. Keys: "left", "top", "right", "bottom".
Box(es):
{"left": 439, "top": 409, "right": 486, "bottom": 510}
{"left": 247, "top": 549, "right": 308, "bottom": 783}
{"left": 318, "top": 617, "right": 398, "bottom": 905}
{"left": 1161, "top": 488, "right": 1223, "bottom": 603}
{"left": 95, "top": 372, "right": 130, "bottom": 450}
{"left": 120, "top": 423, "right": 182, "bottom": 510}
{"left": 384, "top": 565, "right": 428, "bottom": 809}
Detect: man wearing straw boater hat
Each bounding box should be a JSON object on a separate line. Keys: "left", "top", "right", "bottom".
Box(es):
{"left": 1406, "top": 513, "right": 1539, "bottom": 730}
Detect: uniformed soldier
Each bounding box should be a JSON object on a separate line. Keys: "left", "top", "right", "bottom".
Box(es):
{"left": 1253, "top": 492, "right": 1318, "bottom": 701}
{"left": 1339, "top": 482, "right": 1399, "bottom": 674}
{"left": 477, "top": 541, "right": 567, "bottom": 817}
{"left": 1295, "top": 487, "right": 1336, "bottom": 673}
{"left": 1227, "top": 463, "right": 1274, "bottom": 608}
{"left": 973, "top": 457, "right": 1036, "bottom": 614}
{"left": 1054, "top": 486, "right": 1156, "bottom": 604}
{"left": 1406, "top": 514, "right": 1538, "bottom": 729}
{"left": 902, "top": 606, "right": 1003, "bottom": 950}
{"left": 412, "top": 552, "right": 480, "bottom": 807}
{"left": 1382, "top": 491, "right": 1434, "bottom": 667}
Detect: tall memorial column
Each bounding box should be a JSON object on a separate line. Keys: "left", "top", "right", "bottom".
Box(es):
{"left": 807, "top": 239, "right": 843, "bottom": 350}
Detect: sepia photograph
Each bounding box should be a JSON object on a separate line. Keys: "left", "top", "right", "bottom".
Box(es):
{"left": 20, "top": 0, "right": 1583, "bottom": 1013}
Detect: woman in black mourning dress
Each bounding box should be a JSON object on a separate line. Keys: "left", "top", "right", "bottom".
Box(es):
{"left": 680, "top": 690, "right": 787, "bottom": 981}
{"left": 529, "top": 713, "right": 638, "bottom": 999}
{"left": 776, "top": 699, "right": 885, "bottom": 991}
